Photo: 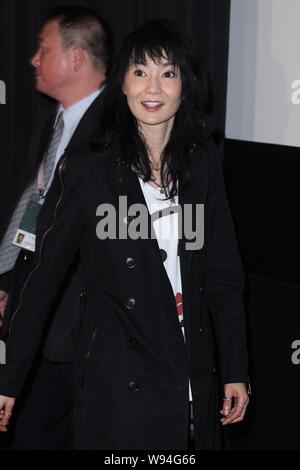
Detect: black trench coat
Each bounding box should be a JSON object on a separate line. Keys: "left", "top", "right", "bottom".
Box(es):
{"left": 0, "top": 139, "right": 248, "bottom": 450}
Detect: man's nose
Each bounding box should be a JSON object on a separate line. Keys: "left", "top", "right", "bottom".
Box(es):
{"left": 30, "top": 50, "right": 40, "bottom": 68}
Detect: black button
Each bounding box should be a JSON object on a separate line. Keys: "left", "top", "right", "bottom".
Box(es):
{"left": 80, "top": 290, "right": 86, "bottom": 298}
{"left": 160, "top": 249, "right": 167, "bottom": 263}
{"left": 128, "top": 381, "right": 140, "bottom": 392}
{"left": 199, "top": 328, "right": 203, "bottom": 333}
{"left": 199, "top": 287, "right": 204, "bottom": 295}
{"left": 128, "top": 338, "right": 138, "bottom": 349}
{"left": 116, "top": 157, "right": 126, "bottom": 168}
{"left": 126, "top": 298, "right": 136, "bottom": 310}
{"left": 126, "top": 257, "right": 136, "bottom": 269}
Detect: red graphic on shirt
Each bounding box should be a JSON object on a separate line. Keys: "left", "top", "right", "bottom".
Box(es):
{"left": 176, "top": 292, "right": 183, "bottom": 316}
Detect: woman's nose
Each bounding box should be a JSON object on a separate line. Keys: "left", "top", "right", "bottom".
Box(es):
{"left": 145, "top": 75, "right": 162, "bottom": 94}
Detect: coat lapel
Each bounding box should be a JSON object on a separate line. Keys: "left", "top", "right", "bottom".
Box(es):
{"left": 178, "top": 147, "right": 208, "bottom": 258}
{"left": 178, "top": 147, "right": 208, "bottom": 359}
{"left": 109, "top": 146, "right": 208, "bottom": 344}
{"left": 111, "top": 162, "right": 177, "bottom": 311}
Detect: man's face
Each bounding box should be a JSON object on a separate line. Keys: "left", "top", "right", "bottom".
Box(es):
{"left": 31, "top": 20, "right": 73, "bottom": 100}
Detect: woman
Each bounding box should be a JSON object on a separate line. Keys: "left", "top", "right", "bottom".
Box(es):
{"left": 0, "top": 20, "right": 249, "bottom": 450}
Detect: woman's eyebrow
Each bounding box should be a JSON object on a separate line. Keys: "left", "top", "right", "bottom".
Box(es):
{"left": 132, "top": 61, "right": 174, "bottom": 67}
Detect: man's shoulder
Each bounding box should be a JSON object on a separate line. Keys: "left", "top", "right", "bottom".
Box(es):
{"left": 65, "top": 140, "right": 110, "bottom": 157}
{"left": 63, "top": 140, "right": 113, "bottom": 175}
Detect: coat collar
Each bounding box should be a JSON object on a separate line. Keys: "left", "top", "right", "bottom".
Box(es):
{"left": 69, "top": 92, "right": 105, "bottom": 146}
{"left": 111, "top": 143, "right": 208, "bottom": 255}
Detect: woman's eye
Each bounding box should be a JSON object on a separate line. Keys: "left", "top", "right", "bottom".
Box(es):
{"left": 163, "top": 71, "right": 176, "bottom": 78}
{"left": 134, "top": 70, "right": 146, "bottom": 77}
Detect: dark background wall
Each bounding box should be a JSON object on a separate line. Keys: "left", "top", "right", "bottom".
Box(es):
{"left": 224, "top": 140, "right": 300, "bottom": 450}
{"left": 223, "top": 0, "right": 300, "bottom": 451}
{"left": 0, "top": 0, "right": 230, "bottom": 239}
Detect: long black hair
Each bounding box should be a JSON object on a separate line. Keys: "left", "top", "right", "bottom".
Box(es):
{"left": 102, "top": 19, "right": 207, "bottom": 197}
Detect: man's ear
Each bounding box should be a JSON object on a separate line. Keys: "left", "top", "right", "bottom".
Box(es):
{"left": 71, "top": 46, "right": 85, "bottom": 72}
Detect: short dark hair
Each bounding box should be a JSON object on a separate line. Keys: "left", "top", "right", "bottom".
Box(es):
{"left": 102, "top": 19, "right": 207, "bottom": 197}
{"left": 45, "top": 6, "right": 113, "bottom": 73}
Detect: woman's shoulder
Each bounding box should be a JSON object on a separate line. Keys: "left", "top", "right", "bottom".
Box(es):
{"left": 191, "top": 137, "right": 220, "bottom": 168}
{"left": 189, "top": 113, "right": 221, "bottom": 164}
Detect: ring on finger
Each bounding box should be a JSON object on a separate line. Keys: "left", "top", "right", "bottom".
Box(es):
{"left": 237, "top": 404, "right": 247, "bottom": 411}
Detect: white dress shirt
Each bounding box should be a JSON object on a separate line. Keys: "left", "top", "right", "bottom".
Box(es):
{"left": 44, "top": 88, "right": 101, "bottom": 194}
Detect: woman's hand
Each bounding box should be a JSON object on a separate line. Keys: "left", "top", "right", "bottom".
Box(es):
{"left": 0, "top": 395, "right": 15, "bottom": 432}
{"left": 220, "top": 382, "right": 249, "bottom": 425}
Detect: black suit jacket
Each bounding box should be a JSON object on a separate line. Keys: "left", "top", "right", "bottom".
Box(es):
{"left": 0, "top": 91, "right": 106, "bottom": 362}
{"left": 0, "top": 138, "right": 248, "bottom": 449}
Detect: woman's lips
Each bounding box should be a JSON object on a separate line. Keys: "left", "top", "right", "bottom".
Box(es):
{"left": 141, "top": 101, "right": 164, "bottom": 111}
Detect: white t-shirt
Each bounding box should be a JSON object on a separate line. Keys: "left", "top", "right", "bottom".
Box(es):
{"left": 139, "top": 179, "right": 192, "bottom": 401}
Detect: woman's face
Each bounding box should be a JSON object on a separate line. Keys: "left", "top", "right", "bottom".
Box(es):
{"left": 122, "top": 54, "right": 182, "bottom": 132}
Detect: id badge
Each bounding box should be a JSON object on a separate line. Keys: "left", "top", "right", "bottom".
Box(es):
{"left": 12, "top": 197, "right": 43, "bottom": 252}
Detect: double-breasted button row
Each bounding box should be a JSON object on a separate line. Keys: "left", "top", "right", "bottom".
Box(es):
{"left": 124, "top": 256, "right": 136, "bottom": 310}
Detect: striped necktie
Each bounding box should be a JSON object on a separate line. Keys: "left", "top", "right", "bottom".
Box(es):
{"left": 0, "top": 112, "right": 64, "bottom": 275}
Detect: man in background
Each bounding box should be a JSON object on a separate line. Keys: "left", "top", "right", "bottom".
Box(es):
{"left": 0, "top": 5, "right": 112, "bottom": 449}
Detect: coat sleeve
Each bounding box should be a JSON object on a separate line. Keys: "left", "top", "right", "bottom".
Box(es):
{"left": 0, "top": 153, "right": 88, "bottom": 397}
{"left": 204, "top": 142, "right": 248, "bottom": 384}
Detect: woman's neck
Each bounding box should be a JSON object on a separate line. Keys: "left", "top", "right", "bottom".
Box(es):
{"left": 139, "top": 119, "right": 174, "bottom": 167}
